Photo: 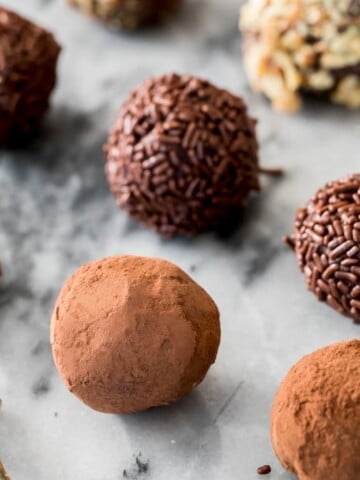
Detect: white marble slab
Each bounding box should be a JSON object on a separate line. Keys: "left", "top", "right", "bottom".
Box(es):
{"left": 0, "top": 0, "right": 359, "bottom": 479}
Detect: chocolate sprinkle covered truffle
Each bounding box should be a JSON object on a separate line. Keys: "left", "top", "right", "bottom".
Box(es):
{"left": 286, "top": 174, "right": 360, "bottom": 323}
{"left": 67, "top": 0, "right": 182, "bottom": 30}
{"left": 271, "top": 339, "right": 360, "bottom": 480}
{"left": 240, "top": 0, "right": 360, "bottom": 112}
{"left": 105, "top": 73, "right": 262, "bottom": 237}
{"left": 51, "top": 255, "right": 221, "bottom": 414}
{"left": 0, "top": 8, "right": 61, "bottom": 145}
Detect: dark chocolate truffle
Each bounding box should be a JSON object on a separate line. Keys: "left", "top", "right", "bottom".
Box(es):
{"left": 240, "top": 0, "right": 360, "bottom": 112}
{"left": 286, "top": 174, "right": 360, "bottom": 323}
{"left": 271, "top": 339, "right": 360, "bottom": 480}
{"left": 67, "top": 0, "right": 182, "bottom": 30}
{"left": 0, "top": 7, "right": 61, "bottom": 145}
{"left": 105, "top": 73, "right": 260, "bottom": 237}
{"left": 50, "top": 255, "right": 221, "bottom": 414}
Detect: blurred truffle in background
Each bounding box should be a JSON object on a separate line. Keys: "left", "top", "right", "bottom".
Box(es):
{"left": 239, "top": 0, "right": 360, "bottom": 112}
{"left": 0, "top": 7, "right": 61, "bottom": 145}
{"left": 66, "top": 0, "right": 183, "bottom": 30}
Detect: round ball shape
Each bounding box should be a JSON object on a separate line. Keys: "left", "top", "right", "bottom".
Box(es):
{"left": 50, "top": 255, "right": 221, "bottom": 414}
{"left": 67, "top": 0, "right": 182, "bottom": 30}
{"left": 0, "top": 7, "right": 61, "bottom": 145}
{"left": 290, "top": 174, "right": 360, "bottom": 323}
{"left": 271, "top": 339, "right": 360, "bottom": 480}
{"left": 240, "top": 0, "right": 360, "bottom": 112}
{"left": 105, "top": 73, "right": 259, "bottom": 237}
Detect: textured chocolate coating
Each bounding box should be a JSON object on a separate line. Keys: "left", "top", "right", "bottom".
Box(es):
{"left": 50, "top": 256, "right": 221, "bottom": 414}
{"left": 271, "top": 340, "right": 360, "bottom": 480}
{"left": 0, "top": 7, "right": 60, "bottom": 145}
{"left": 67, "top": 0, "right": 182, "bottom": 30}
{"left": 105, "top": 73, "right": 260, "bottom": 237}
{"left": 287, "top": 174, "right": 360, "bottom": 323}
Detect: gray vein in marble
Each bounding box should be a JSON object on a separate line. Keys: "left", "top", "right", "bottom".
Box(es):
{"left": 212, "top": 380, "right": 244, "bottom": 424}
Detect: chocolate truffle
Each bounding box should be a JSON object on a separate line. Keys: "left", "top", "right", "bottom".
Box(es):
{"left": 0, "top": 7, "right": 61, "bottom": 145}
{"left": 240, "top": 0, "right": 360, "bottom": 112}
{"left": 50, "top": 255, "right": 220, "bottom": 414}
{"left": 67, "top": 0, "right": 182, "bottom": 30}
{"left": 105, "top": 73, "right": 262, "bottom": 237}
{"left": 271, "top": 339, "right": 360, "bottom": 480}
{"left": 286, "top": 174, "right": 360, "bottom": 323}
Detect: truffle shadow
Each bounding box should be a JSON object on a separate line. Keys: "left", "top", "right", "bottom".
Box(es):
{"left": 214, "top": 173, "right": 284, "bottom": 242}
{"left": 118, "top": 391, "right": 221, "bottom": 480}
{"left": 301, "top": 93, "right": 360, "bottom": 122}
{"left": 278, "top": 471, "right": 297, "bottom": 480}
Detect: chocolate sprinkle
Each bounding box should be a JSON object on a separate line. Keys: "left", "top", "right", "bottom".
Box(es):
{"left": 288, "top": 174, "right": 360, "bottom": 324}
{"left": 105, "top": 73, "right": 260, "bottom": 237}
{"left": 0, "top": 7, "right": 61, "bottom": 145}
{"left": 257, "top": 465, "right": 271, "bottom": 475}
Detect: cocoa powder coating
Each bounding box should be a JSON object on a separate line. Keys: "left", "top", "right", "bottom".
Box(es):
{"left": 288, "top": 174, "right": 360, "bottom": 323}
{"left": 271, "top": 339, "right": 360, "bottom": 480}
{"left": 105, "top": 73, "right": 259, "bottom": 237}
{"left": 50, "top": 256, "right": 221, "bottom": 414}
{"left": 0, "top": 7, "right": 61, "bottom": 145}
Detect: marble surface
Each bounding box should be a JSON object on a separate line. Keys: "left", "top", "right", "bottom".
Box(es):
{"left": 0, "top": 0, "right": 359, "bottom": 479}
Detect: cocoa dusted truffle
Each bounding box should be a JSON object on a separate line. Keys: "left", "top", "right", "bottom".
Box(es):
{"left": 105, "top": 73, "right": 264, "bottom": 237}
{"left": 0, "top": 7, "right": 61, "bottom": 145}
{"left": 286, "top": 174, "right": 360, "bottom": 323}
{"left": 50, "top": 255, "right": 220, "bottom": 414}
{"left": 271, "top": 339, "right": 360, "bottom": 480}
{"left": 240, "top": 0, "right": 360, "bottom": 112}
{"left": 67, "top": 0, "right": 182, "bottom": 30}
